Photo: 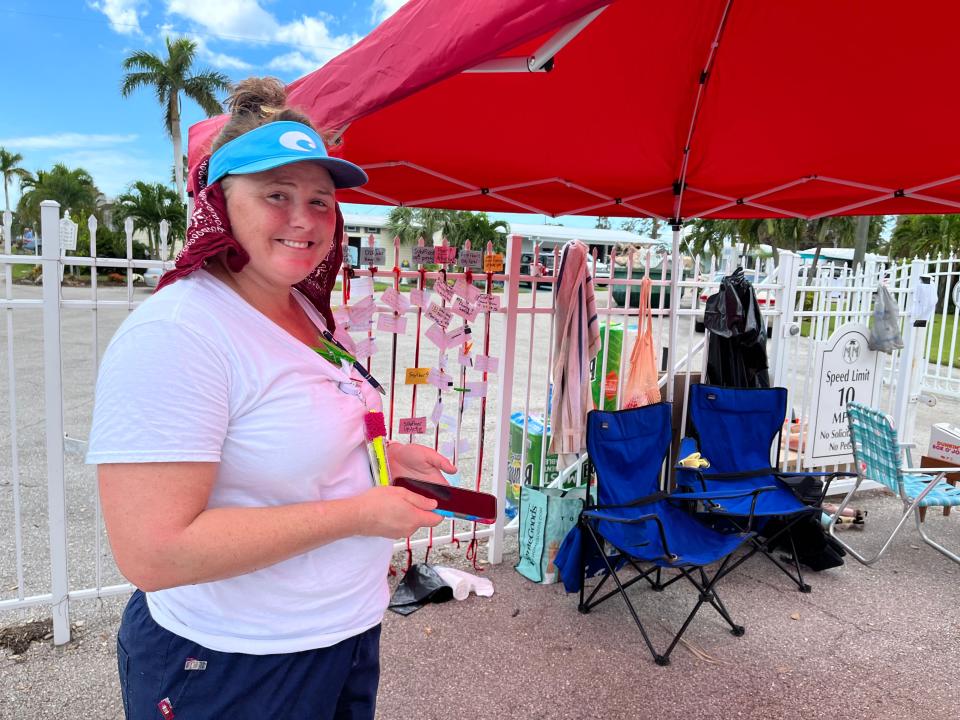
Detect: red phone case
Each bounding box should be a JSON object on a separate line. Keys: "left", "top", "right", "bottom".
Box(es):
{"left": 393, "top": 476, "right": 497, "bottom": 524}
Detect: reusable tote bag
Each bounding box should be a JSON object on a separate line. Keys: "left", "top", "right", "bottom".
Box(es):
{"left": 515, "top": 485, "right": 586, "bottom": 584}
{"left": 622, "top": 277, "right": 661, "bottom": 408}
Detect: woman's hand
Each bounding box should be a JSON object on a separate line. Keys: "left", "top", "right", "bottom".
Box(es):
{"left": 387, "top": 442, "right": 456, "bottom": 484}
{"left": 354, "top": 485, "right": 443, "bottom": 538}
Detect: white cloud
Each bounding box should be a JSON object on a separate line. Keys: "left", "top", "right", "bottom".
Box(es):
{"left": 0, "top": 134, "right": 139, "bottom": 150}
{"left": 371, "top": 0, "right": 408, "bottom": 24}
{"left": 89, "top": 0, "right": 147, "bottom": 35}
{"left": 190, "top": 35, "right": 254, "bottom": 71}
{"left": 164, "top": 1, "right": 361, "bottom": 74}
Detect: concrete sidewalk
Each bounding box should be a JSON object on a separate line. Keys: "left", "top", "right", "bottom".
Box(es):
{"left": 3, "top": 490, "right": 959, "bottom": 719}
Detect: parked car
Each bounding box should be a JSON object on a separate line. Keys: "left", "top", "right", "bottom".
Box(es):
{"left": 694, "top": 271, "right": 775, "bottom": 332}
{"left": 143, "top": 267, "right": 165, "bottom": 288}
{"left": 519, "top": 251, "right": 556, "bottom": 287}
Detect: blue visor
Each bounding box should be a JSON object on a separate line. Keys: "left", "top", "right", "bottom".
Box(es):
{"left": 207, "top": 121, "right": 368, "bottom": 189}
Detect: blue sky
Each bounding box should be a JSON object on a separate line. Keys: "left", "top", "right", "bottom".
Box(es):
{"left": 0, "top": 0, "right": 600, "bottom": 229}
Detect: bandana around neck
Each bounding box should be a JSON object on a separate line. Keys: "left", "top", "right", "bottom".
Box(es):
{"left": 156, "top": 155, "right": 343, "bottom": 330}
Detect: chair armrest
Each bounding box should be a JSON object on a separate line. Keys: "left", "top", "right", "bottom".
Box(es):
{"left": 670, "top": 486, "right": 777, "bottom": 527}
{"left": 902, "top": 467, "right": 956, "bottom": 477}
{"left": 581, "top": 509, "right": 677, "bottom": 562}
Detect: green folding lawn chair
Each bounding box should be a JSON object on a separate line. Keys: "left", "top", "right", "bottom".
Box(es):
{"left": 827, "top": 403, "right": 960, "bottom": 566}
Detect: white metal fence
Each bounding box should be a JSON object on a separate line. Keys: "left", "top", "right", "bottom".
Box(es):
{"left": 0, "top": 200, "right": 949, "bottom": 645}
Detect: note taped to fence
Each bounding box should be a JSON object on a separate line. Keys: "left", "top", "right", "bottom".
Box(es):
{"left": 458, "top": 249, "right": 482, "bottom": 269}
{"left": 427, "top": 368, "right": 453, "bottom": 389}
{"left": 426, "top": 323, "right": 448, "bottom": 349}
{"left": 464, "top": 381, "right": 488, "bottom": 398}
{"left": 380, "top": 287, "right": 410, "bottom": 314}
{"left": 377, "top": 314, "right": 407, "bottom": 334}
{"left": 353, "top": 337, "right": 377, "bottom": 361}
{"left": 434, "top": 246, "right": 457, "bottom": 264}
{"left": 477, "top": 294, "right": 501, "bottom": 312}
{"left": 431, "top": 399, "right": 443, "bottom": 424}
{"left": 425, "top": 303, "right": 452, "bottom": 329}
{"left": 483, "top": 254, "right": 505, "bottom": 273}
{"left": 474, "top": 354, "right": 499, "bottom": 373}
{"left": 332, "top": 305, "right": 351, "bottom": 327}
{"left": 405, "top": 367, "right": 431, "bottom": 385}
{"left": 360, "top": 246, "right": 386, "bottom": 266}
{"left": 453, "top": 278, "right": 481, "bottom": 303}
{"left": 458, "top": 347, "right": 473, "bottom": 367}
{"left": 412, "top": 246, "right": 435, "bottom": 265}
{"left": 398, "top": 416, "right": 428, "bottom": 435}
{"left": 348, "top": 296, "right": 376, "bottom": 326}
{"left": 409, "top": 287, "right": 432, "bottom": 308}
{"left": 451, "top": 297, "right": 479, "bottom": 322}
{"left": 333, "top": 327, "right": 357, "bottom": 354}
{"left": 350, "top": 275, "right": 375, "bottom": 298}
{"left": 434, "top": 280, "right": 455, "bottom": 303}
{"left": 445, "top": 325, "right": 472, "bottom": 348}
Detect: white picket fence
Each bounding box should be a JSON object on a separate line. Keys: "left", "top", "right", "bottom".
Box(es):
{"left": 0, "top": 201, "right": 949, "bottom": 645}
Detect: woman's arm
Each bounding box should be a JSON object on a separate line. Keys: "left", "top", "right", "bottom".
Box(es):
{"left": 99, "top": 462, "right": 442, "bottom": 592}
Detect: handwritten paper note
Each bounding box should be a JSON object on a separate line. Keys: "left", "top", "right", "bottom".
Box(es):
{"left": 405, "top": 367, "right": 431, "bottom": 384}
{"left": 458, "top": 249, "right": 482, "bottom": 269}
{"left": 474, "top": 354, "right": 499, "bottom": 373}
{"left": 451, "top": 297, "right": 479, "bottom": 322}
{"left": 431, "top": 399, "right": 443, "bottom": 424}
{"left": 483, "top": 254, "right": 505, "bottom": 273}
{"left": 464, "top": 381, "right": 488, "bottom": 398}
{"left": 353, "top": 337, "right": 377, "bottom": 361}
{"left": 427, "top": 368, "right": 453, "bottom": 389}
{"left": 426, "top": 323, "right": 448, "bottom": 349}
{"left": 412, "top": 246, "right": 435, "bottom": 265}
{"left": 477, "top": 294, "right": 501, "bottom": 312}
{"left": 333, "top": 327, "right": 357, "bottom": 354}
{"left": 458, "top": 347, "right": 473, "bottom": 367}
{"left": 425, "top": 303, "right": 452, "bottom": 330}
{"left": 332, "top": 305, "right": 350, "bottom": 327}
{"left": 445, "top": 325, "right": 472, "bottom": 348}
{"left": 359, "top": 246, "right": 386, "bottom": 266}
{"left": 350, "top": 275, "right": 375, "bottom": 298}
{"left": 380, "top": 287, "right": 410, "bottom": 314}
{"left": 348, "top": 296, "right": 376, "bottom": 326}
{"left": 409, "top": 287, "right": 432, "bottom": 308}
{"left": 377, "top": 314, "right": 407, "bottom": 334}
{"left": 434, "top": 280, "right": 455, "bottom": 303}
{"left": 398, "top": 416, "right": 427, "bottom": 435}
{"left": 434, "top": 246, "right": 457, "bottom": 264}
{"left": 453, "top": 278, "right": 481, "bottom": 303}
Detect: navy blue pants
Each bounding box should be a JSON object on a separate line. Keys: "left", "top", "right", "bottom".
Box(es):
{"left": 117, "top": 591, "right": 381, "bottom": 719}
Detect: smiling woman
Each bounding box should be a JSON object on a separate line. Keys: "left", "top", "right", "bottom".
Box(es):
{"left": 86, "top": 77, "right": 456, "bottom": 720}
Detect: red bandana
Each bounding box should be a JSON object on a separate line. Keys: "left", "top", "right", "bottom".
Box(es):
{"left": 157, "top": 156, "right": 343, "bottom": 330}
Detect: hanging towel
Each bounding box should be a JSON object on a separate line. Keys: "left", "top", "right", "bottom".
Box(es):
{"left": 548, "top": 241, "right": 602, "bottom": 468}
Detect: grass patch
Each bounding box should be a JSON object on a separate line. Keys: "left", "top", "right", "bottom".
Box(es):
{"left": 926, "top": 312, "right": 960, "bottom": 368}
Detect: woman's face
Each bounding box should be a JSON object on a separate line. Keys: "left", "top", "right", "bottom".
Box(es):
{"left": 223, "top": 162, "right": 337, "bottom": 291}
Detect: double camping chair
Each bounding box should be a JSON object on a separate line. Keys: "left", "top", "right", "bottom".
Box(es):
{"left": 554, "top": 385, "right": 849, "bottom": 666}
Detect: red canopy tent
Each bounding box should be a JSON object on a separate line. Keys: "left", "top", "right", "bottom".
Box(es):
{"left": 189, "top": 0, "right": 960, "bottom": 223}
{"left": 187, "top": 0, "right": 960, "bottom": 406}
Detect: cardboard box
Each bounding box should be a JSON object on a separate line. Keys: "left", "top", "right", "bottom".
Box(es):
{"left": 928, "top": 423, "right": 960, "bottom": 464}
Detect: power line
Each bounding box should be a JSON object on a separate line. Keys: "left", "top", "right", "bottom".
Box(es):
{"left": 4, "top": 8, "right": 359, "bottom": 54}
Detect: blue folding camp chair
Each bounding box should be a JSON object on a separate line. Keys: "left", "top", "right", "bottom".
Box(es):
{"left": 558, "top": 402, "right": 772, "bottom": 666}
{"left": 676, "top": 385, "right": 854, "bottom": 592}
{"left": 828, "top": 403, "right": 960, "bottom": 565}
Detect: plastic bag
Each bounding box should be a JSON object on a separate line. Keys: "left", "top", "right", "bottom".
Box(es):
{"left": 868, "top": 284, "right": 904, "bottom": 354}
{"left": 621, "top": 277, "right": 661, "bottom": 408}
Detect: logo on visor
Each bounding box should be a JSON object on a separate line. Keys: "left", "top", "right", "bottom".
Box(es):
{"left": 279, "top": 131, "right": 317, "bottom": 153}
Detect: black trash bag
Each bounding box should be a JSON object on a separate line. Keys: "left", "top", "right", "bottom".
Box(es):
{"left": 762, "top": 515, "right": 846, "bottom": 571}
{"left": 388, "top": 563, "right": 454, "bottom": 616}
{"left": 704, "top": 267, "right": 770, "bottom": 388}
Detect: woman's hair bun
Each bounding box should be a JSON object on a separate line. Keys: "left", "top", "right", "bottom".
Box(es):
{"left": 226, "top": 77, "right": 287, "bottom": 118}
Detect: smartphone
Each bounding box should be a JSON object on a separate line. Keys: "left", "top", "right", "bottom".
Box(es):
{"left": 393, "top": 476, "right": 497, "bottom": 524}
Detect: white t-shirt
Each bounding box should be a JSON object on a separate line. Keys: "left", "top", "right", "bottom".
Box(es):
{"left": 87, "top": 270, "right": 392, "bottom": 654}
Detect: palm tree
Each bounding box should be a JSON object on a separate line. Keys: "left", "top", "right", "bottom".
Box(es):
{"left": 0, "top": 148, "right": 33, "bottom": 214}
{"left": 121, "top": 37, "right": 230, "bottom": 200}
{"left": 115, "top": 181, "right": 187, "bottom": 258}
{"left": 16, "top": 163, "right": 100, "bottom": 229}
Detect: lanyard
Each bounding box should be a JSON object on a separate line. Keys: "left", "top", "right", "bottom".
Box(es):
{"left": 313, "top": 329, "right": 386, "bottom": 395}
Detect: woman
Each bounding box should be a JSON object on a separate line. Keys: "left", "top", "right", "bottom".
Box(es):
{"left": 87, "top": 78, "right": 453, "bottom": 719}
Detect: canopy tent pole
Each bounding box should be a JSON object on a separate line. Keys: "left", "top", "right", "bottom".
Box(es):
{"left": 666, "top": 223, "right": 682, "bottom": 404}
